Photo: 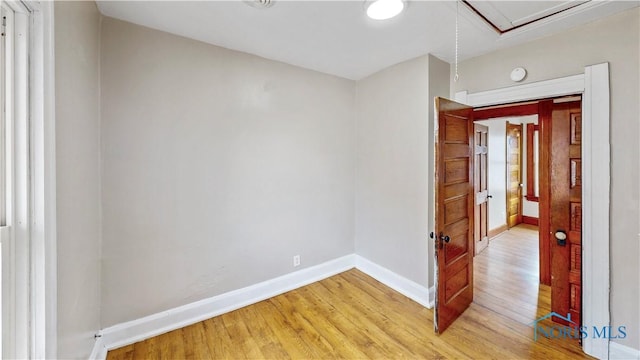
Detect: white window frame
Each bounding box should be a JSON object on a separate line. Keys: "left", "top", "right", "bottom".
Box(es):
{"left": 1, "top": 2, "right": 30, "bottom": 358}
{"left": 28, "top": 1, "right": 57, "bottom": 357}
{"left": 0, "top": 1, "right": 55, "bottom": 359}
{"left": 0, "top": 5, "right": 7, "bottom": 358}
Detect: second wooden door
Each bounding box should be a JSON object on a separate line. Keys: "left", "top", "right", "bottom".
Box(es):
{"left": 474, "top": 124, "right": 489, "bottom": 255}
{"left": 550, "top": 100, "right": 583, "bottom": 326}
{"left": 506, "top": 123, "right": 523, "bottom": 228}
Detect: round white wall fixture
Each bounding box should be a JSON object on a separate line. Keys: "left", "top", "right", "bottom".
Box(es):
{"left": 510, "top": 67, "right": 527, "bottom": 82}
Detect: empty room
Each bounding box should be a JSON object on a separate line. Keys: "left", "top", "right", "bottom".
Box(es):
{"left": 0, "top": 1, "right": 638, "bottom": 359}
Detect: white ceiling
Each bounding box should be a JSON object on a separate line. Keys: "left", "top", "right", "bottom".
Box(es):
{"left": 96, "top": 1, "right": 638, "bottom": 80}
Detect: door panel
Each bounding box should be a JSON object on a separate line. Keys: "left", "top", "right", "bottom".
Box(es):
{"left": 474, "top": 124, "right": 489, "bottom": 255}
{"left": 550, "top": 101, "right": 582, "bottom": 326}
{"left": 506, "top": 123, "right": 523, "bottom": 228}
{"left": 434, "top": 98, "right": 474, "bottom": 334}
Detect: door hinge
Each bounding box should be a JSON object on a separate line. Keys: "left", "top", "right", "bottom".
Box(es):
{"left": 1, "top": 16, "right": 5, "bottom": 37}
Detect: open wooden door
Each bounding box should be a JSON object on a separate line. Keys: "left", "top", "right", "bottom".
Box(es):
{"left": 433, "top": 98, "right": 474, "bottom": 334}
{"left": 550, "top": 100, "right": 582, "bottom": 326}
{"left": 474, "top": 124, "right": 489, "bottom": 255}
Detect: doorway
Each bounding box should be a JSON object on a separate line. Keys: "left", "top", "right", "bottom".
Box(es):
{"left": 473, "top": 114, "right": 539, "bottom": 249}
{"left": 471, "top": 97, "right": 583, "bottom": 324}
{"left": 448, "top": 64, "right": 610, "bottom": 359}
{"left": 435, "top": 95, "right": 584, "bottom": 331}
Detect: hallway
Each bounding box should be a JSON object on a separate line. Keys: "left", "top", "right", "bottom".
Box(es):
{"left": 474, "top": 224, "right": 545, "bottom": 326}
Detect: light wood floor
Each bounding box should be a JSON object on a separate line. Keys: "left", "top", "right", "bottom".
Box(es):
{"left": 108, "top": 225, "right": 590, "bottom": 359}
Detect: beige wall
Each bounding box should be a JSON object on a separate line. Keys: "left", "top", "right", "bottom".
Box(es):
{"left": 475, "top": 119, "right": 508, "bottom": 230}
{"left": 100, "top": 18, "right": 356, "bottom": 326}
{"left": 55, "top": 1, "right": 102, "bottom": 358}
{"left": 452, "top": 8, "right": 640, "bottom": 351}
{"left": 355, "top": 54, "right": 449, "bottom": 290}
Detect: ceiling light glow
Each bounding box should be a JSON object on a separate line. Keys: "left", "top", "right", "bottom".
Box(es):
{"left": 244, "top": 0, "right": 274, "bottom": 9}
{"left": 366, "top": 0, "right": 405, "bottom": 20}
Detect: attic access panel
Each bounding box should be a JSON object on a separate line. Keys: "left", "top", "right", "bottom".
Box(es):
{"left": 464, "top": 0, "right": 589, "bottom": 34}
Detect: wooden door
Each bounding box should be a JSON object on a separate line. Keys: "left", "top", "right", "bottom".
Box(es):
{"left": 434, "top": 98, "right": 474, "bottom": 334}
{"left": 506, "top": 123, "right": 523, "bottom": 228}
{"left": 538, "top": 100, "right": 552, "bottom": 286}
{"left": 474, "top": 124, "right": 489, "bottom": 255}
{"left": 550, "top": 100, "right": 582, "bottom": 326}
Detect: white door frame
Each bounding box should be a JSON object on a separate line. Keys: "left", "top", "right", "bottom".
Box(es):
{"left": 455, "top": 63, "right": 610, "bottom": 360}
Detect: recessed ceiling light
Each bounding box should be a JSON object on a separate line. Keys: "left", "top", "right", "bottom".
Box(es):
{"left": 365, "top": 0, "right": 405, "bottom": 20}
{"left": 244, "top": 0, "right": 275, "bottom": 9}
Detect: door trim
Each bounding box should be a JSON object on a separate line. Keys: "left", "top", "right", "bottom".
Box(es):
{"left": 455, "top": 63, "right": 610, "bottom": 360}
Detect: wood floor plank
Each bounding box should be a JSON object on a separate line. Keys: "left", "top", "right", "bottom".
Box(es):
{"left": 201, "top": 317, "right": 236, "bottom": 359}
{"left": 253, "top": 298, "right": 319, "bottom": 359}
{"left": 155, "top": 329, "right": 186, "bottom": 359}
{"left": 267, "top": 293, "right": 334, "bottom": 359}
{"left": 326, "top": 274, "right": 437, "bottom": 357}
{"left": 131, "top": 334, "right": 160, "bottom": 359}
{"left": 182, "top": 321, "right": 213, "bottom": 359}
{"left": 301, "top": 282, "right": 396, "bottom": 358}
{"left": 339, "top": 271, "right": 470, "bottom": 359}
{"left": 281, "top": 288, "right": 370, "bottom": 359}
{"left": 236, "top": 304, "right": 292, "bottom": 359}
{"left": 314, "top": 276, "right": 416, "bottom": 358}
{"left": 106, "top": 344, "right": 134, "bottom": 360}
{"left": 221, "top": 308, "right": 264, "bottom": 359}
{"left": 107, "top": 224, "right": 591, "bottom": 360}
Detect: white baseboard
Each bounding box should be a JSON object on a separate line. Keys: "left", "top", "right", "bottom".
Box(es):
{"left": 92, "top": 254, "right": 355, "bottom": 358}
{"left": 88, "top": 336, "right": 107, "bottom": 360}
{"left": 610, "top": 342, "right": 640, "bottom": 360}
{"left": 355, "top": 255, "right": 434, "bottom": 308}
{"left": 89, "top": 253, "right": 434, "bottom": 359}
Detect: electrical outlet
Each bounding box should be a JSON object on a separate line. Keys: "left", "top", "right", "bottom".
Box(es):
{"left": 293, "top": 255, "right": 301, "bottom": 267}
